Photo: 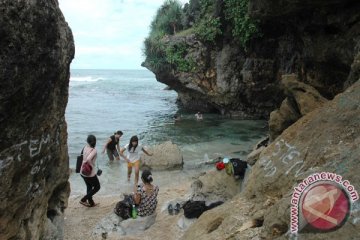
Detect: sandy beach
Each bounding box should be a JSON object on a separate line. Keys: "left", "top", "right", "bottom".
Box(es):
{"left": 64, "top": 172, "right": 196, "bottom": 240}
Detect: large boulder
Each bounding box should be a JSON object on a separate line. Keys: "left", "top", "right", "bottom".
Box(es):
{"left": 141, "top": 141, "right": 183, "bottom": 170}
{"left": 0, "top": 0, "right": 74, "bottom": 239}
{"left": 189, "top": 170, "right": 241, "bottom": 204}
{"left": 269, "top": 74, "right": 328, "bottom": 141}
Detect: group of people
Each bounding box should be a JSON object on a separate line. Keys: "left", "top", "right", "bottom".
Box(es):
{"left": 78, "top": 131, "right": 158, "bottom": 218}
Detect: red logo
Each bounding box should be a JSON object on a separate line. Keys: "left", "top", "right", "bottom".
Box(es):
{"left": 301, "top": 183, "right": 350, "bottom": 231}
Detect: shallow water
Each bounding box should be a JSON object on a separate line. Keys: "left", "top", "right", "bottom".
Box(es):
{"left": 66, "top": 69, "right": 267, "bottom": 195}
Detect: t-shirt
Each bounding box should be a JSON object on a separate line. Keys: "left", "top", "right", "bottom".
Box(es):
{"left": 137, "top": 184, "right": 159, "bottom": 217}
{"left": 123, "top": 144, "right": 144, "bottom": 163}
{"left": 107, "top": 135, "right": 118, "bottom": 151}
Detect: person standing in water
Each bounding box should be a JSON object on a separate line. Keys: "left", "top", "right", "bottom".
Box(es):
{"left": 102, "top": 130, "right": 123, "bottom": 161}
{"left": 120, "top": 135, "right": 153, "bottom": 184}
{"left": 195, "top": 112, "right": 203, "bottom": 120}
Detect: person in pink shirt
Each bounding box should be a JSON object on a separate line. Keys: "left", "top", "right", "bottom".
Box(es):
{"left": 80, "top": 135, "right": 100, "bottom": 207}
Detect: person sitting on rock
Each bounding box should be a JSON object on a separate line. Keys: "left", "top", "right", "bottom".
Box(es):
{"left": 133, "top": 170, "right": 159, "bottom": 217}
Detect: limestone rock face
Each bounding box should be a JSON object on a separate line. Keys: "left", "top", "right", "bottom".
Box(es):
{"left": 141, "top": 141, "right": 183, "bottom": 170}
{"left": 248, "top": 0, "right": 355, "bottom": 18}
{"left": 181, "top": 196, "right": 261, "bottom": 240}
{"left": 269, "top": 74, "right": 328, "bottom": 141}
{"left": 181, "top": 81, "right": 360, "bottom": 240}
{"left": 345, "top": 40, "right": 360, "bottom": 88}
{"left": 145, "top": 34, "right": 282, "bottom": 118}
{"left": 245, "top": 79, "right": 360, "bottom": 239}
{"left": 144, "top": 0, "right": 360, "bottom": 119}
{"left": 0, "top": 0, "right": 74, "bottom": 239}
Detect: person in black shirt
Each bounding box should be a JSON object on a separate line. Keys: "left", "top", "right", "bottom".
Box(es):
{"left": 102, "top": 130, "right": 123, "bottom": 161}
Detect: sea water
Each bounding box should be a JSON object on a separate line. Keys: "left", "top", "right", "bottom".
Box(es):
{"left": 66, "top": 69, "right": 267, "bottom": 195}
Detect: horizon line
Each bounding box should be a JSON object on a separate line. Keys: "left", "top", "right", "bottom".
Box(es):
{"left": 70, "top": 68, "right": 150, "bottom": 71}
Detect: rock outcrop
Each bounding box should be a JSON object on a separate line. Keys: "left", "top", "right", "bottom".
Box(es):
{"left": 0, "top": 0, "right": 74, "bottom": 239}
{"left": 189, "top": 170, "right": 241, "bottom": 204}
{"left": 92, "top": 213, "right": 156, "bottom": 239}
{"left": 244, "top": 79, "right": 360, "bottom": 239}
{"left": 144, "top": 0, "right": 360, "bottom": 119}
{"left": 141, "top": 141, "right": 183, "bottom": 170}
{"left": 269, "top": 74, "right": 328, "bottom": 141}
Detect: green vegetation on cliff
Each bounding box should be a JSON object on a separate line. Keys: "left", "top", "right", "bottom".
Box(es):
{"left": 144, "top": 0, "right": 192, "bottom": 72}
{"left": 143, "top": 0, "right": 260, "bottom": 72}
{"left": 224, "top": 0, "right": 260, "bottom": 46}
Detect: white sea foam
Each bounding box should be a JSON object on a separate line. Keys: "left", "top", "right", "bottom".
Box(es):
{"left": 70, "top": 76, "right": 104, "bottom": 82}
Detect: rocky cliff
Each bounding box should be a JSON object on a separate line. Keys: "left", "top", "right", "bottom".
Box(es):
{"left": 141, "top": 1, "right": 360, "bottom": 239}
{"left": 182, "top": 75, "right": 360, "bottom": 240}
{"left": 143, "top": 0, "right": 360, "bottom": 119}
{"left": 0, "top": 0, "right": 74, "bottom": 239}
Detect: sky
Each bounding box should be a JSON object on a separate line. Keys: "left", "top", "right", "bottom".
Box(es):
{"left": 59, "top": 0, "right": 187, "bottom": 70}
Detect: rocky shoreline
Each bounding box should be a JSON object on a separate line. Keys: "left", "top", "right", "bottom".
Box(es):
{"left": 67, "top": 79, "right": 360, "bottom": 239}
{"left": 1, "top": 0, "right": 360, "bottom": 239}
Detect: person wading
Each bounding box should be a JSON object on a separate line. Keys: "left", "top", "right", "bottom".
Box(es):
{"left": 120, "top": 135, "right": 153, "bottom": 185}
{"left": 102, "top": 130, "right": 123, "bottom": 161}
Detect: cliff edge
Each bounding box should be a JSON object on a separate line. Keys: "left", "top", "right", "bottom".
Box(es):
{"left": 143, "top": 0, "right": 360, "bottom": 119}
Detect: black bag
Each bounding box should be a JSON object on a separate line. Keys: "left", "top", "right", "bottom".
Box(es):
{"left": 183, "top": 200, "right": 207, "bottom": 218}
{"left": 75, "top": 148, "right": 84, "bottom": 173}
{"left": 230, "top": 158, "right": 248, "bottom": 179}
{"left": 114, "top": 194, "right": 133, "bottom": 219}
{"left": 183, "top": 200, "right": 224, "bottom": 219}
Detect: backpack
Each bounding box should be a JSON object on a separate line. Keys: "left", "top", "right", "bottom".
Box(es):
{"left": 230, "top": 158, "right": 247, "bottom": 179}
{"left": 114, "top": 194, "right": 133, "bottom": 219}
{"left": 183, "top": 200, "right": 207, "bottom": 218}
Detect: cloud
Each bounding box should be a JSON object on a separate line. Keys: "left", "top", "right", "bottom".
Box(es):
{"left": 59, "top": 0, "right": 189, "bottom": 69}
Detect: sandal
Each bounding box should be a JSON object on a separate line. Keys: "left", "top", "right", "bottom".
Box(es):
{"left": 174, "top": 203, "right": 181, "bottom": 215}
{"left": 79, "top": 200, "right": 90, "bottom": 207}
{"left": 88, "top": 199, "right": 98, "bottom": 207}
{"left": 168, "top": 204, "right": 174, "bottom": 215}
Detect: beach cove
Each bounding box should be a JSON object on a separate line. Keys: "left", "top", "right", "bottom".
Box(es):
{"left": 66, "top": 69, "right": 267, "bottom": 195}
{"left": 2, "top": 1, "right": 359, "bottom": 239}
{"left": 64, "top": 69, "right": 267, "bottom": 239}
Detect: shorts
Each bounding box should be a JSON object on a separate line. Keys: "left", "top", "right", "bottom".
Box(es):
{"left": 127, "top": 160, "right": 140, "bottom": 168}
{"left": 106, "top": 148, "right": 119, "bottom": 161}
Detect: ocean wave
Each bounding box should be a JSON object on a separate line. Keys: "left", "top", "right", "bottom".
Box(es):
{"left": 70, "top": 76, "right": 105, "bottom": 82}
